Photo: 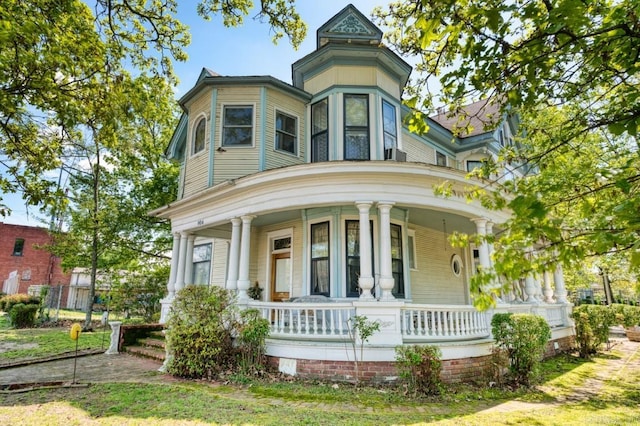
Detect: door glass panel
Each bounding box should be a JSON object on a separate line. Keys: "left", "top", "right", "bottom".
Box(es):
{"left": 275, "top": 257, "right": 291, "bottom": 293}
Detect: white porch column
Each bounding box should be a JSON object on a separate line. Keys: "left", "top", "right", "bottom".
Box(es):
{"left": 174, "top": 232, "right": 189, "bottom": 293}
{"left": 356, "top": 202, "right": 374, "bottom": 300}
{"left": 226, "top": 218, "right": 242, "bottom": 291}
{"left": 377, "top": 202, "right": 395, "bottom": 301}
{"left": 237, "top": 215, "right": 255, "bottom": 303}
{"left": 159, "top": 232, "right": 181, "bottom": 324}
{"left": 543, "top": 270, "right": 554, "bottom": 303}
{"left": 471, "top": 218, "right": 491, "bottom": 271}
{"left": 167, "top": 232, "right": 180, "bottom": 298}
{"left": 184, "top": 234, "right": 196, "bottom": 285}
{"left": 553, "top": 262, "right": 568, "bottom": 303}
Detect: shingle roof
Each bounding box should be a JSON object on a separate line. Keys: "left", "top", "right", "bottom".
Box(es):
{"left": 429, "top": 99, "right": 502, "bottom": 137}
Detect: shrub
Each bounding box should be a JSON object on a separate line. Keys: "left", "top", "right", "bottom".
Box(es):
{"left": 0, "top": 294, "right": 40, "bottom": 313}
{"left": 166, "top": 285, "right": 270, "bottom": 380}
{"left": 571, "top": 304, "right": 616, "bottom": 358}
{"left": 491, "top": 313, "right": 551, "bottom": 386}
{"left": 8, "top": 303, "right": 39, "bottom": 328}
{"left": 236, "top": 308, "right": 270, "bottom": 373}
{"left": 395, "top": 345, "right": 443, "bottom": 395}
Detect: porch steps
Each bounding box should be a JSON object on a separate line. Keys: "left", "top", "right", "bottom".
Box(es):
{"left": 125, "top": 332, "right": 166, "bottom": 362}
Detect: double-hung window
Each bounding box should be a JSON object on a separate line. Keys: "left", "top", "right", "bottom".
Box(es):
{"left": 192, "top": 244, "right": 212, "bottom": 285}
{"left": 466, "top": 160, "right": 483, "bottom": 172}
{"left": 382, "top": 99, "right": 397, "bottom": 158}
{"left": 436, "top": 151, "right": 447, "bottom": 167}
{"left": 390, "top": 224, "right": 405, "bottom": 298}
{"left": 222, "top": 105, "right": 253, "bottom": 147}
{"left": 345, "top": 220, "right": 374, "bottom": 297}
{"left": 311, "top": 99, "right": 328, "bottom": 162}
{"left": 310, "top": 222, "right": 330, "bottom": 296}
{"left": 192, "top": 117, "right": 206, "bottom": 155}
{"left": 12, "top": 238, "right": 24, "bottom": 256}
{"left": 275, "top": 110, "right": 297, "bottom": 154}
{"left": 344, "top": 94, "right": 369, "bottom": 160}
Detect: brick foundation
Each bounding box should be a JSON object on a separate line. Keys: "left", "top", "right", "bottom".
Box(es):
{"left": 268, "top": 336, "right": 575, "bottom": 385}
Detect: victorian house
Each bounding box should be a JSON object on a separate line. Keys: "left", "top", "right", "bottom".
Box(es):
{"left": 150, "top": 4, "right": 574, "bottom": 382}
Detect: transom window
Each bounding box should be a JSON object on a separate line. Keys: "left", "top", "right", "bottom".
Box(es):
{"left": 311, "top": 98, "right": 328, "bottom": 162}
{"left": 192, "top": 117, "right": 206, "bottom": 155}
{"left": 192, "top": 244, "right": 212, "bottom": 285}
{"left": 275, "top": 111, "right": 297, "bottom": 155}
{"left": 12, "top": 238, "right": 24, "bottom": 256}
{"left": 382, "top": 99, "right": 397, "bottom": 158}
{"left": 344, "top": 94, "right": 369, "bottom": 160}
{"left": 222, "top": 105, "right": 253, "bottom": 146}
{"left": 436, "top": 151, "right": 447, "bottom": 167}
{"left": 310, "top": 222, "right": 330, "bottom": 296}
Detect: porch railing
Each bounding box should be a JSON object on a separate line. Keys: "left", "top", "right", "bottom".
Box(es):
{"left": 249, "top": 301, "right": 355, "bottom": 339}
{"left": 400, "top": 304, "right": 491, "bottom": 341}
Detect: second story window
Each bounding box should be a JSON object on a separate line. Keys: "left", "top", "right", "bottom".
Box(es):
{"left": 436, "top": 151, "right": 447, "bottom": 167}
{"left": 344, "top": 94, "right": 369, "bottom": 160}
{"left": 192, "top": 117, "right": 206, "bottom": 155}
{"left": 466, "top": 160, "right": 483, "bottom": 172}
{"left": 222, "top": 105, "right": 253, "bottom": 147}
{"left": 311, "top": 98, "right": 328, "bottom": 162}
{"left": 382, "top": 99, "right": 397, "bottom": 157}
{"left": 275, "top": 111, "right": 297, "bottom": 155}
{"left": 13, "top": 238, "right": 24, "bottom": 256}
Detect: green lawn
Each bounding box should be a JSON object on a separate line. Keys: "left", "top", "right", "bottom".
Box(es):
{"left": 1, "top": 317, "right": 639, "bottom": 425}
{"left": 0, "top": 313, "right": 111, "bottom": 361}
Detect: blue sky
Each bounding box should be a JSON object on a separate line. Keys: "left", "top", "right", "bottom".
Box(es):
{"left": 2, "top": 1, "right": 385, "bottom": 227}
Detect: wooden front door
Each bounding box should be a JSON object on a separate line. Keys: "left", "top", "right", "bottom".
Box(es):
{"left": 270, "top": 252, "right": 291, "bottom": 302}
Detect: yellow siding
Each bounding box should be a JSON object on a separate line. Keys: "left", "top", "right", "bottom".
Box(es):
{"left": 265, "top": 89, "right": 307, "bottom": 170}
{"left": 210, "top": 239, "right": 229, "bottom": 288}
{"left": 409, "top": 225, "right": 467, "bottom": 304}
{"left": 402, "top": 132, "right": 435, "bottom": 164}
{"left": 304, "top": 66, "right": 401, "bottom": 99}
{"left": 211, "top": 87, "right": 262, "bottom": 185}
{"left": 183, "top": 90, "right": 212, "bottom": 198}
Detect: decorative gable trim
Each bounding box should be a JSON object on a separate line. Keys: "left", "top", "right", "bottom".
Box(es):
{"left": 316, "top": 4, "right": 382, "bottom": 47}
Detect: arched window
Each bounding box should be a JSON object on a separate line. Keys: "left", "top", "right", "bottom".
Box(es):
{"left": 192, "top": 117, "right": 206, "bottom": 155}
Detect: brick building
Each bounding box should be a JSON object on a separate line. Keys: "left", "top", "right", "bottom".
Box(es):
{"left": 0, "top": 222, "right": 70, "bottom": 304}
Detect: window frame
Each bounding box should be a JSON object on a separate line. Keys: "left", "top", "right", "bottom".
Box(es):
{"left": 310, "top": 221, "right": 330, "bottom": 296}
{"left": 345, "top": 219, "right": 374, "bottom": 298}
{"left": 382, "top": 99, "right": 397, "bottom": 158}
{"left": 221, "top": 104, "right": 254, "bottom": 147}
{"left": 12, "top": 238, "right": 24, "bottom": 256}
{"left": 311, "top": 98, "right": 329, "bottom": 162}
{"left": 390, "top": 223, "right": 405, "bottom": 298}
{"left": 407, "top": 229, "right": 417, "bottom": 270}
{"left": 343, "top": 94, "right": 370, "bottom": 161}
{"left": 436, "top": 151, "right": 447, "bottom": 167}
{"left": 191, "top": 243, "right": 212, "bottom": 285}
{"left": 275, "top": 109, "right": 298, "bottom": 155}
{"left": 191, "top": 115, "right": 207, "bottom": 156}
{"left": 466, "top": 160, "right": 483, "bottom": 172}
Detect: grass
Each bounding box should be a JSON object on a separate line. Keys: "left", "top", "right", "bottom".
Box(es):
{"left": 1, "top": 318, "right": 639, "bottom": 425}
{"left": 0, "top": 313, "right": 111, "bottom": 361}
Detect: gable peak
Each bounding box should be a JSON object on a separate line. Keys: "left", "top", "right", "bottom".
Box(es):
{"left": 317, "top": 4, "right": 382, "bottom": 48}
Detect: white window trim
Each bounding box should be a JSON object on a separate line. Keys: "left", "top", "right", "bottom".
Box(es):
{"left": 220, "top": 103, "right": 256, "bottom": 148}
{"left": 308, "top": 217, "right": 332, "bottom": 297}
{"left": 435, "top": 150, "right": 448, "bottom": 167}
{"left": 381, "top": 98, "right": 399, "bottom": 152}
{"left": 407, "top": 229, "right": 417, "bottom": 270}
{"left": 190, "top": 113, "right": 208, "bottom": 158}
{"left": 341, "top": 214, "right": 379, "bottom": 298}
{"left": 274, "top": 107, "right": 300, "bottom": 157}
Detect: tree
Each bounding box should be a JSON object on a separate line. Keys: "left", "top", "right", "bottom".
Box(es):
{"left": 0, "top": 0, "right": 307, "bottom": 216}
{"left": 374, "top": 1, "right": 640, "bottom": 306}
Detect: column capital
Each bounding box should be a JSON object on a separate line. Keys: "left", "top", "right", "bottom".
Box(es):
{"left": 186, "top": 234, "right": 196, "bottom": 242}
{"left": 377, "top": 201, "right": 395, "bottom": 208}
{"left": 241, "top": 215, "right": 256, "bottom": 223}
{"left": 471, "top": 217, "right": 488, "bottom": 233}
{"left": 355, "top": 201, "right": 373, "bottom": 212}
{"left": 230, "top": 217, "right": 242, "bottom": 226}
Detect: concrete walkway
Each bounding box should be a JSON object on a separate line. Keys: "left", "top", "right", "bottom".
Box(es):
{"left": 0, "top": 353, "right": 176, "bottom": 387}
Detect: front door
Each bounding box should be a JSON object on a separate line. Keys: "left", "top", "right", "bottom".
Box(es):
{"left": 270, "top": 252, "right": 291, "bottom": 302}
